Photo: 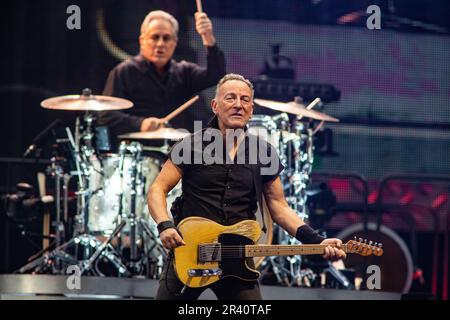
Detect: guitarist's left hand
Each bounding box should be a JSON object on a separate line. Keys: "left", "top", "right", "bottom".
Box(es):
{"left": 321, "top": 238, "right": 347, "bottom": 261}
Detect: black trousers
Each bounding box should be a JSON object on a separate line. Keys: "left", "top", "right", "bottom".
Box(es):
{"left": 155, "top": 257, "right": 262, "bottom": 300}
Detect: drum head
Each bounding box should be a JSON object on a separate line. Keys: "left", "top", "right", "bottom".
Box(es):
{"left": 336, "top": 222, "right": 413, "bottom": 294}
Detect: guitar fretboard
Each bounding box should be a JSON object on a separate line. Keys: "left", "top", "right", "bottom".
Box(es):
{"left": 245, "top": 244, "right": 349, "bottom": 257}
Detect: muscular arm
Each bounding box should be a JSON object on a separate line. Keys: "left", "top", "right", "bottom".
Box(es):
{"left": 147, "top": 159, "right": 186, "bottom": 249}
{"left": 147, "top": 159, "right": 182, "bottom": 224}
{"left": 263, "top": 177, "right": 305, "bottom": 237}
{"left": 263, "top": 177, "right": 346, "bottom": 260}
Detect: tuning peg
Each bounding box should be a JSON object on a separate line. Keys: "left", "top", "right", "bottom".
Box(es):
{"left": 364, "top": 239, "right": 368, "bottom": 244}
{"left": 354, "top": 236, "right": 357, "bottom": 241}
{"left": 374, "top": 242, "right": 378, "bottom": 247}
{"left": 358, "top": 237, "right": 363, "bottom": 243}
{"left": 369, "top": 240, "right": 373, "bottom": 246}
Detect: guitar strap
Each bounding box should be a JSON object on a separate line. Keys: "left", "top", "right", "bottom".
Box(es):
{"left": 251, "top": 161, "right": 267, "bottom": 233}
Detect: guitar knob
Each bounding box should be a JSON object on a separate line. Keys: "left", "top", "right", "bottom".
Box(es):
{"left": 369, "top": 241, "right": 373, "bottom": 246}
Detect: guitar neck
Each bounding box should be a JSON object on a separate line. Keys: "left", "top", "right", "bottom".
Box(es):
{"left": 245, "top": 244, "right": 349, "bottom": 257}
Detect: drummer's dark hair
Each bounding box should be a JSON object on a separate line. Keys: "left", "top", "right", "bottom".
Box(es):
{"left": 215, "top": 73, "right": 254, "bottom": 98}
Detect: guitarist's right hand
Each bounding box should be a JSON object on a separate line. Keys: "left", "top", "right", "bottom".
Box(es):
{"left": 160, "top": 228, "right": 186, "bottom": 250}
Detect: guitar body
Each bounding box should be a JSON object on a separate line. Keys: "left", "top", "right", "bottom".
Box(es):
{"left": 173, "top": 216, "right": 384, "bottom": 288}
{"left": 174, "top": 216, "right": 262, "bottom": 288}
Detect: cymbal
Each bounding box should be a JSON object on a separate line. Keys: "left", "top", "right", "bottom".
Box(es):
{"left": 254, "top": 98, "right": 339, "bottom": 122}
{"left": 41, "top": 90, "right": 133, "bottom": 111}
{"left": 118, "top": 128, "right": 190, "bottom": 141}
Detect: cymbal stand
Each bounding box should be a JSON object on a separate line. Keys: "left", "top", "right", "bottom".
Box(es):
{"left": 66, "top": 126, "right": 90, "bottom": 236}
{"left": 262, "top": 117, "right": 316, "bottom": 286}
{"left": 128, "top": 142, "right": 142, "bottom": 263}
{"left": 46, "top": 156, "right": 64, "bottom": 272}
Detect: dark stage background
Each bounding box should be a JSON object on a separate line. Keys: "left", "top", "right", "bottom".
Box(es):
{"left": 1, "top": 0, "right": 449, "bottom": 299}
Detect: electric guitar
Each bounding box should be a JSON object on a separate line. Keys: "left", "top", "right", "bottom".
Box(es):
{"left": 174, "top": 216, "right": 383, "bottom": 288}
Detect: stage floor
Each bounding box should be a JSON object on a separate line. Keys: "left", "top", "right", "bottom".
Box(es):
{"left": 0, "top": 275, "right": 401, "bottom": 300}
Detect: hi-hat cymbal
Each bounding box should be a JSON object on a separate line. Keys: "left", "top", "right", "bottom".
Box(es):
{"left": 41, "top": 89, "right": 133, "bottom": 111}
{"left": 118, "top": 128, "right": 190, "bottom": 141}
{"left": 254, "top": 98, "right": 339, "bottom": 122}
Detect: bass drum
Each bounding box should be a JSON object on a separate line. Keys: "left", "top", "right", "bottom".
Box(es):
{"left": 87, "top": 152, "right": 181, "bottom": 236}
{"left": 254, "top": 196, "right": 273, "bottom": 268}
{"left": 336, "top": 222, "right": 413, "bottom": 294}
{"left": 87, "top": 154, "right": 160, "bottom": 234}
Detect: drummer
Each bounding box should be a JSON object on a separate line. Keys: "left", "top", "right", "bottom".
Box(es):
{"left": 98, "top": 9, "right": 226, "bottom": 142}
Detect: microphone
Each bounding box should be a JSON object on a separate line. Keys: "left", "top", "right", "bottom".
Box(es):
{"left": 23, "top": 119, "right": 62, "bottom": 157}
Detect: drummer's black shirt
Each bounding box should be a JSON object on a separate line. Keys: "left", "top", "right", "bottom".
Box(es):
{"left": 168, "top": 119, "right": 284, "bottom": 226}
{"left": 98, "top": 45, "right": 226, "bottom": 136}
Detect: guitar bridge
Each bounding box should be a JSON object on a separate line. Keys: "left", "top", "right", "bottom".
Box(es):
{"left": 188, "top": 268, "right": 223, "bottom": 277}
{"left": 198, "top": 243, "right": 222, "bottom": 262}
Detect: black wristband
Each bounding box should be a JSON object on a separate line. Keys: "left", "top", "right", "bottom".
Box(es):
{"left": 157, "top": 220, "right": 176, "bottom": 234}
{"left": 295, "top": 224, "right": 325, "bottom": 244}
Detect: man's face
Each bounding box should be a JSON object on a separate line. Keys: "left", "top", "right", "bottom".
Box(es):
{"left": 139, "top": 19, "right": 177, "bottom": 69}
{"left": 211, "top": 80, "right": 254, "bottom": 130}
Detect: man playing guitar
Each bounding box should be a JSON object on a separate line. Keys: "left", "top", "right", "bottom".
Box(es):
{"left": 147, "top": 73, "right": 347, "bottom": 300}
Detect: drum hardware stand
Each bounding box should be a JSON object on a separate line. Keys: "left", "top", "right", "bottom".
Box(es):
{"left": 138, "top": 218, "right": 167, "bottom": 260}
{"left": 137, "top": 212, "right": 167, "bottom": 278}
{"left": 113, "top": 141, "right": 164, "bottom": 276}
{"left": 66, "top": 126, "right": 91, "bottom": 237}
{"left": 78, "top": 220, "right": 130, "bottom": 276}
{"left": 46, "top": 155, "right": 65, "bottom": 271}
{"left": 262, "top": 108, "right": 320, "bottom": 286}
{"left": 127, "top": 142, "right": 142, "bottom": 268}
{"left": 16, "top": 153, "right": 76, "bottom": 274}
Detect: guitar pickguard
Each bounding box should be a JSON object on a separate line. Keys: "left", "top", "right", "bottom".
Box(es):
{"left": 218, "top": 233, "right": 260, "bottom": 281}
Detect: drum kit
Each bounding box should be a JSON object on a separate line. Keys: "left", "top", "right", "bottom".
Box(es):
{"left": 251, "top": 97, "right": 340, "bottom": 286}
{"left": 18, "top": 88, "right": 340, "bottom": 284}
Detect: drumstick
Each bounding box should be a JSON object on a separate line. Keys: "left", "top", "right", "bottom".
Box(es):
{"left": 196, "top": 0, "right": 203, "bottom": 12}
{"left": 162, "top": 95, "right": 199, "bottom": 123}
{"left": 298, "top": 97, "right": 321, "bottom": 120}
{"left": 195, "top": 0, "right": 208, "bottom": 45}
{"left": 306, "top": 97, "right": 321, "bottom": 110}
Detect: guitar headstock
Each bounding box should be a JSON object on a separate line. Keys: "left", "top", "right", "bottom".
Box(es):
{"left": 345, "top": 237, "right": 383, "bottom": 257}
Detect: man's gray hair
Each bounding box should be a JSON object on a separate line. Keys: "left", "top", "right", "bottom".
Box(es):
{"left": 215, "top": 73, "right": 254, "bottom": 98}
{"left": 140, "top": 10, "right": 179, "bottom": 38}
